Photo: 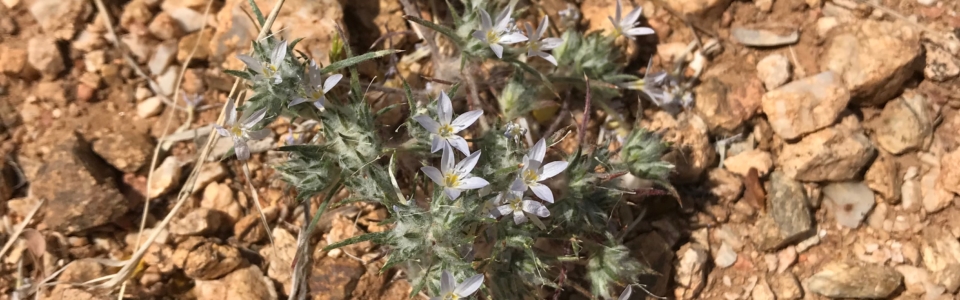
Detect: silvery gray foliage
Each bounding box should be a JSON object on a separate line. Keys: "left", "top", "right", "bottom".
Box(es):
{"left": 221, "top": 1, "right": 676, "bottom": 299}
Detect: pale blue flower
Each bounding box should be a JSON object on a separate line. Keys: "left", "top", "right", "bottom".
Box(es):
{"left": 524, "top": 16, "right": 563, "bottom": 66}
{"left": 421, "top": 146, "right": 489, "bottom": 200}
{"left": 494, "top": 191, "right": 550, "bottom": 225}
{"left": 472, "top": 7, "right": 528, "bottom": 58}
{"left": 609, "top": 0, "right": 654, "bottom": 40}
{"left": 237, "top": 40, "right": 287, "bottom": 84}
{"left": 289, "top": 60, "right": 342, "bottom": 111}
{"left": 413, "top": 91, "right": 483, "bottom": 155}
{"left": 213, "top": 99, "right": 270, "bottom": 161}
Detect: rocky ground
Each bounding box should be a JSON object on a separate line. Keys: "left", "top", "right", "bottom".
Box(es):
{"left": 0, "top": 0, "right": 959, "bottom": 299}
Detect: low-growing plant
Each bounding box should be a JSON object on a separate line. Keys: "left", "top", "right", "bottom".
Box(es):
{"left": 222, "top": 0, "right": 675, "bottom": 298}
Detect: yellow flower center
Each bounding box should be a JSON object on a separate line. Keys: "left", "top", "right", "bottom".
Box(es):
{"left": 438, "top": 124, "right": 455, "bottom": 137}
{"left": 263, "top": 64, "right": 279, "bottom": 77}
{"left": 528, "top": 41, "right": 541, "bottom": 52}
{"left": 485, "top": 30, "right": 500, "bottom": 44}
{"left": 523, "top": 169, "right": 539, "bottom": 183}
{"left": 309, "top": 89, "right": 323, "bottom": 100}
{"left": 444, "top": 173, "right": 460, "bottom": 188}
{"left": 444, "top": 292, "right": 459, "bottom": 300}
{"left": 508, "top": 196, "right": 522, "bottom": 211}
{"left": 230, "top": 124, "right": 244, "bottom": 137}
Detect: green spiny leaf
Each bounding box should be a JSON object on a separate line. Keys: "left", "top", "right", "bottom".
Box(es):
{"left": 321, "top": 49, "right": 403, "bottom": 74}
{"left": 403, "top": 16, "right": 465, "bottom": 48}
{"left": 247, "top": 0, "right": 266, "bottom": 27}
{"left": 322, "top": 231, "right": 389, "bottom": 252}
{"left": 223, "top": 69, "right": 252, "bottom": 80}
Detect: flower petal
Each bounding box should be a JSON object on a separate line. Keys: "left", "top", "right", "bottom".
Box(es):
{"left": 619, "top": 286, "right": 633, "bottom": 300}
{"left": 451, "top": 110, "right": 483, "bottom": 130}
{"left": 234, "top": 138, "right": 251, "bottom": 161}
{"left": 524, "top": 23, "right": 538, "bottom": 41}
{"left": 446, "top": 136, "right": 471, "bottom": 156}
{"left": 431, "top": 136, "right": 444, "bottom": 153}
{"left": 421, "top": 166, "right": 444, "bottom": 185}
{"left": 440, "top": 270, "right": 455, "bottom": 295}
{"left": 539, "top": 161, "right": 568, "bottom": 180}
{"left": 437, "top": 91, "right": 453, "bottom": 125}
{"left": 529, "top": 139, "right": 546, "bottom": 162}
{"left": 615, "top": 0, "right": 623, "bottom": 23}
{"left": 455, "top": 149, "right": 481, "bottom": 173}
{"left": 313, "top": 98, "right": 326, "bottom": 111}
{"left": 494, "top": 7, "right": 512, "bottom": 31}
{"left": 496, "top": 205, "right": 514, "bottom": 216}
{"left": 224, "top": 98, "right": 238, "bottom": 125}
{"left": 489, "top": 43, "right": 504, "bottom": 59}
{"left": 414, "top": 115, "right": 441, "bottom": 134}
{"left": 537, "top": 52, "right": 558, "bottom": 66}
{"left": 537, "top": 16, "right": 549, "bottom": 39}
{"left": 510, "top": 177, "right": 527, "bottom": 192}
{"left": 541, "top": 38, "right": 564, "bottom": 50}
{"left": 625, "top": 27, "right": 655, "bottom": 37}
{"left": 623, "top": 7, "right": 643, "bottom": 27}
{"left": 444, "top": 188, "right": 462, "bottom": 200}
{"left": 456, "top": 177, "right": 489, "bottom": 190}
{"left": 454, "top": 274, "right": 484, "bottom": 297}
{"left": 512, "top": 211, "right": 528, "bottom": 224}
{"left": 530, "top": 184, "right": 555, "bottom": 203}
{"left": 236, "top": 55, "right": 262, "bottom": 74}
{"left": 241, "top": 107, "right": 268, "bottom": 129}
{"left": 214, "top": 125, "right": 231, "bottom": 137}
{"left": 323, "top": 74, "right": 343, "bottom": 93}
{"left": 246, "top": 128, "right": 271, "bottom": 140}
{"left": 271, "top": 40, "right": 287, "bottom": 66}
{"left": 478, "top": 9, "right": 493, "bottom": 30}
{"left": 525, "top": 160, "right": 542, "bottom": 173}
{"left": 440, "top": 144, "right": 455, "bottom": 174}
{"left": 472, "top": 30, "right": 488, "bottom": 43}
{"left": 499, "top": 32, "right": 528, "bottom": 44}
{"left": 522, "top": 200, "right": 550, "bottom": 217}
{"left": 289, "top": 97, "right": 310, "bottom": 107}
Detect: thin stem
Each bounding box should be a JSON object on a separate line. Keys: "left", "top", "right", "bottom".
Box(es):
{"left": 242, "top": 162, "right": 274, "bottom": 246}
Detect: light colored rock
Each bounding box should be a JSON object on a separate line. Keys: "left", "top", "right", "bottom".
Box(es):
{"left": 762, "top": 71, "right": 850, "bottom": 140}
{"left": 936, "top": 264, "right": 960, "bottom": 293}
{"left": 795, "top": 233, "right": 821, "bottom": 253}
{"left": 693, "top": 77, "right": 763, "bottom": 135}
{"left": 135, "top": 86, "right": 153, "bottom": 101}
{"left": 823, "top": 182, "right": 875, "bottom": 228}
{"left": 29, "top": 0, "right": 89, "bottom": 40}
{"left": 148, "top": 41, "right": 178, "bottom": 76}
{"left": 924, "top": 44, "right": 960, "bottom": 82}
{"left": 921, "top": 228, "right": 960, "bottom": 272}
{"left": 941, "top": 149, "right": 960, "bottom": 195}
{"left": 73, "top": 29, "right": 106, "bottom": 52}
{"left": 170, "top": 208, "right": 222, "bottom": 236}
{"left": 27, "top": 36, "right": 64, "bottom": 78}
{"left": 921, "top": 157, "right": 954, "bottom": 214}
{"left": 92, "top": 130, "right": 155, "bottom": 173}
{"left": 119, "top": 0, "right": 152, "bottom": 30}
{"left": 715, "top": 242, "right": 737, "bottom": 268}
{"left": 156, "top": 65, "right": 179, "bottom": 96}
{"left": 161, "top": 4, "right": 205, "bottom": 33}
{"left": 778, "top": 124, "right": 875, "bottom": 182}
{"left": 260, "top": 228, "right": 297, "bottom": 293}
{"left": 195, "top": 162, "right": 228, "bottom": 193}
{"left": 723, "top": 149, "right": 773, "bottom": 177}
{"left": 757, "top": 54, "right": 791, "bottom": 90}
{"left": 777, "top": 246, "right": 797, "bottom": 273}
{"left": 752, "top": 278, "right": 775, "bottom": 300}
{"left": 757, "top": 172, "right": 813, "bottom": 251}
{"left": 805, "top": 262, "right": 903, "bottom": 298}
{"left": 177, "top": 28, "right": 214, "bottom": 62}
{"left": 707, "top": 168, "right": 742, "bottom": 203}
{"left": 821, "top": 20, "right": 921, "bottom": 105}
{"left": 121, "top": 34, "right": 157, "bottom": 63}
{"left": 917, "top": 0, "right": 937, "bottom": 6}
{"left": 0, "top": 45, "right": 28, "bottom": 76}
{"left": 817, "top": 17, "right": 842, "bottom": 37}
{"left": 657, "top": 112, "right": 717, "bottom": 183}
{"left": 755, "top": 0, "right": 773, "bottom": 12}
{"left": 770, "top": 272, "right": 803, "bottom": 299}
{"left": 872, "top": 92, "right": 932, "bottom": 154}
{"left": 138, "top": 96, "right": 164, "bottom": 118}
{"left": 732, "top": 27, "right": 799, "bottom": 47}
{"left": 193, "top": 265, "right": 277, "bottom": 300}
{"left": 200, "top": 182, "right": 242, "bottom": 225}
{"left": 866, "top": 202, "right": 887, "bottom": 230}
{"left": 902, "top": 166, "right": 922, "bottom": 212}
{"left": 864, "top": 153, "right": 899, "bottom": 203}
{"left": 148, "top": 156, "right": 182, "bottom": 198}
{"left": 894, "top": 265, "right": 931, "bottom": 295}
{"left": 675, "top": 244, "right": 708, "bottom": 300}
{"left": 662, "top": 0, "right": 733, "bottom": 20}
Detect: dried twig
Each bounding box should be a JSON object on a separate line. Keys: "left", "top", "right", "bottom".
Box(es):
{"left": 577, "top": 74, "right": 592, "bottom": 146}
{"left": 0, "top": 199, "right": 44, "bottom": 260}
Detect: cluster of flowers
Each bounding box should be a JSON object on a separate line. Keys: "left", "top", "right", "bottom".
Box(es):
{"left": 214, "top": 40, "right": 344, "bottom": 161}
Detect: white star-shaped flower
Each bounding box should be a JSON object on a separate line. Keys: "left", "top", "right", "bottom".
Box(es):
{"left": 289, "top": 60, "right": 342, "bottom": 111}
{"left": 237, "top": 40, "right": 287, "bottom": 84}
{"left": 471, "top": 7, "right": 528, "bottom": 58}
{"left": 429, "top": 270, "right": 484, "bottom": 300}
{"left": 524, "top": 16, "right": 564, "bottom": 66}
{"left": 413, "top": 91, "right": 483, "bottom": 155}
{"left": 494, "top": 191, "right": 550, "bottom": 225}
{"left": 609, "top": 0, "right": 655, "bottom": 40}
{"left": 213, "top": 99, "right": 270, "bottom": 161}
{"left": 421, "top": 145, "right": 490, "bottom": 200}
{"left": 510, "top": 139, "right": 568, "bottom": 203}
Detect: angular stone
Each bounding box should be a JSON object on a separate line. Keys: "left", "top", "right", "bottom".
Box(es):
{"left": 805, "top": 262, "right": 903, "bottom": 298}
{"left": 200, "top": 182, "right": 241, "bottom": 225}
{"left": 261, "top": 228, "right": 297, "bottom": 293}
{"left": 821, "top": 20, "right": 922, "bottom": 105}
{"left": 714, "top": 242, "right": 737, "bottom": 268}
{"left": 941, "top": 149, "right": 960, "bottom": 195}
{"left": 310, "top": 257, "right": 365, "bottom": 300}
{"left": 694, "top": 77, "right": 762, "bottom": 135}
{"left": 148, "top": 41, "right": 178, "bottom": 76}
{"left": 0, "top": 45, "right": 28, "bottom": 76}
{"left": 148, "top": 12, "right": 185, "bottom": 41}
{"left": 921, "top": 228, "right": 960, "bottom": 273}
{"left": 138, "top": 96, "right": 165, "bottom": 118}
{"left": 92, "top": 130, "right": 155, "bottom": 173}
{"left": 177, "top": 28, "right": 214, "bottom": 63}
{"left": 659, "top": 112, "right": 717, "bottom": 183}
{"left": 864, "top": 153, "right": 899, "bottom": 203}
{"left": 823, "top": 182, "right": 874, "bottom": 228}
{"left": 759, "top": 172, "right": 813, "bottom": 250}
{"left": 872, "top": 92, "right": 932, "bottom": 154}
{"left": 762, "top": 71, "right": 850, "bottom": 140}
{"left": 706, "top": 168, "right": 743, "bottom": 203}
{"left": 769, "top": 272, "right": 803, "bottom": 300}
{"left": 757, "top": 54, "right": 791, "bottom": 90}
{"left": 778, "top": 125, "right": 875, "bottom": 182}
{"left": 170, "top": 208, "right": 222, "bottom": 236}
{"left": 31, "top": 132, "right": 127, "bottom": 233}
{"left": 27, "top": 36, "right": 65, "bottom": 79}
{"left": 937, "top": 264, "right": 960, "bottom": 293}
{"left": 674, "top": 243, "right": 708, "bottom": 300}
{"left": 194, "top": 265, "right": 277, "bottom": 300}
{"left": 148, "top": 156, "right": 182, "bottom": 198}
{"left": 181, "top": 242, "right": 244, "bottom": 280}
{"left": 723, "top": 149, "right": 773, "bottom": 177}
{"left": 29, "top": 0, "right": 90, "bottom": 40}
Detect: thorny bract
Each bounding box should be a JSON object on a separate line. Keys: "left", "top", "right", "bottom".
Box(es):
{"left": 222, "top": 0, "right": 675, "bottom": 299}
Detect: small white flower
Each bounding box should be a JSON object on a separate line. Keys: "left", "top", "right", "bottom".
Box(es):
{"left": 421, "top": 145, "right": 490, "bottom": 200}
{"left": 430, "top": 270, "right": 484, "bottom": 300}
{"left": 414, "top": 91, "right": 483, "bottom": 155}
{"left": 495, "top": 191, "right": 550, "bottom": 225}
{"left": 504, "top": 122, "right": 527, "bottom": 144}
{"left": 214, "top": 99, "right": 270, "bottom": 161}
{"left": 471, "top": 7, "right": 528, "bottom": 58}
{"left": 618, "top": 286, "right": 633, "bottom": 300}
{"left": 620, "top": 71, "right": 693, "bottom": 113}
{"left": 289, "top": 60, "right": 342, "bottom": 111}
{"left": 524, "top": 16, "right": 564, "bottom": 66}
{"left": 510, "top": 139, "right": 568, "bottom": 203}
{"left": 237, "top": 40, "right": 288, "bottom": 84}
{"left": 609, "top": 0, "right": 655, "bottom": 40}
{"left": 483, "top": 194, "right": 503, "bottom": 219}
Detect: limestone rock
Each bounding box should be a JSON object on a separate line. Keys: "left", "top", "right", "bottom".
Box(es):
{"left": 193, "top": 265, "right": 277, "bottom": 300}
{"left": 148, "top": 41, "right": 178, "bottom": 76}
{"left": 31, "top": 132, "right": 127, "bottom": 233}
{"left": 674, "top": 244, "right": 708, "bottom": 300}
{"left": 92, "top": 130, "right": 155, "bottom": 173}
{"left": 148, "top": 156, "right": 182, "bottom": 198}
{"left": 0, "top": 45, "right": 28, "bottom": 76}
{"left": 805, "top": 262, "right": 902, "bottom": 298}
{"left": 170, "top": 208, "right": 222, "bottom": 236}
{"left": 864, "top": 153, "right": 900, "bottom": 203}
{"left": 757, "top": 54, "right": 792, "bottom": 90}
{"left": 822, "top": 182, "right": 874, "bottom": 228}
{"left": 924, "top": 43, "right": 960, "bottom": 82}
{"left": 707, "top": 168, "right": 743, "bottom": 203}
{"left": 138, "top": 96, "right": 164, "bottom": 118}
{"left": 29, "top": 0, "right": 90, "bottom": 40}
{"left": 723, "top": 149, "right": 773, "bottom": 177}
{"left": 310, "top": 258, "right": 365, "bottom": 300}
{"left": 657, "top": 112, "right": 717, "bottom": 183}
{"left": 921, "top": 161, "right": 954, "bottom": 214}
{"left": 940, "top": 149, "right": 960, "bottom": 195}
{"left": 179, "top": 241, "right": 244, "bottom": 280}
{"left": 714, "top": 242, "right": 737, "bottom": 268}
{"left": 821, "top": 20, "right": 921, "bottom": 105}
{"left": 872, "top": 92, "right": 932, "bottom": 154}
{"left": 200, "top": 182, "right": 241, "bottom": 225}
{"left": 27, "top": 36, "right": 65, "bottom": 79}
{"left": 694, "top": 77, "right": 763, "bottom": 135}
{"left": 920, "top": 228, "right": 960, "bottom": 273}
{"left": 148, "top": 12, "right": 185, "bottom": 41}
{"left": 769, "top": 272, "right": 803, "bottom": 299}
{"left": 758, "top": 172, "right": 813, "bottom": 250}
{"left": 777, "top": 124, "right": 875, "bottom": 182}
{"left": 261, "top": 228, "right": 297, "bottom": 293}
{"left": 762, "top": 71, "right": 850, "bottom": 140}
